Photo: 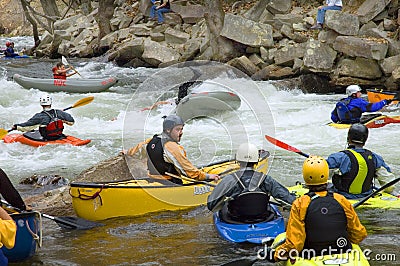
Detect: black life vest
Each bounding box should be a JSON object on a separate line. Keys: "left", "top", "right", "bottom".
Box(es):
{"left": 304, "top": 191, "right": 351, "bottom": 257}
{"left": 146, "top": 135, "right": 181, "bottom": 184}
{"left": 335, "top": 97, "right": 361, "bottom": 123}
{"left": 40, "top": 110, "right": 64, "bottom": 140}
{"left": 332, "top": 149, "right": 375, "bottom": 194}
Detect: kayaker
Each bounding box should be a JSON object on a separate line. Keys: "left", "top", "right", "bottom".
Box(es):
{"left": 127, "top": 114, "right": 219, "bottom": 184}
{"left": 266, "top": 156, "right": 367, "bottom": 262}
{"left": 330, "top": 84, "right": 393, "bottom": 124}
{"left": 327, "top": 123, "right": 399, "bottom": 198}
{"left": 4, "top": 41, "right": 18, "bottom": 58}
{"left": 11, "top": 94, "right": 75, "bottom": 141}
{"left": 207, "top": 143, "right": 296, "bottom": 223}
{"left": 0, "top": 205, "right": 17, "bottom": 265}
{"left": 52, "top": 62, "right": 77, "bottom": 79}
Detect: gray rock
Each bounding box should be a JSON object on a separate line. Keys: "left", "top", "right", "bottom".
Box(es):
{"left": 333, "top": 36, "right": 388, "bottom": 60}
{"left": 303, "top": 39, "right": 337, "bottom": 73}
{"left": 337, "top": 57, "right": 382, "bottom": 79}
{"left": 325, "top": 10, "right": 359, "bottom": 36}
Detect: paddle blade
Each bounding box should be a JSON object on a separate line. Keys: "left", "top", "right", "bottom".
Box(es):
{"left": 64, "top": 96, "right": 94, "bottom": 111}
{"left": 265, "top": 135, "right": 309, "bottom": 158}
{"left": 61, "top": 56, "right": 69, "bottom": 66}
{"left": 42, "top": 213, "right": 103, "bottom": 230}
{"left": 0, "top": 129, "right": 8, "bottom": 140}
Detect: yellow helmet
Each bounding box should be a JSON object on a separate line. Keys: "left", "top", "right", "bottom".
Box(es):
{"left": 302, "top": 156, "right": 329, "bottom": 186}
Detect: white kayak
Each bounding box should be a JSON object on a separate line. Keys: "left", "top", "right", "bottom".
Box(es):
{"left": 13, "top": 74, "right": 118, "bottom": 93}
{"left": 175, "top": 91, "right": 241, "bottom": 121}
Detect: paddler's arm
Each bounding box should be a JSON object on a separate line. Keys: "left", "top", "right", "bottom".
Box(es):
{"left": 12, "top": 113, "right": 42, "bottom": 132}
{"left": 375, "top": 167, "right": 399, "bottom": 196}
{"left": 125, "top": 137, "right": 153, "bottom": 156}
{"left": 0, "top": 207, "right": 16, "bottom": 249}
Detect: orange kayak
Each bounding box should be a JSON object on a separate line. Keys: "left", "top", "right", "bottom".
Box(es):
{"left": 367, "top": 89, "right": 399, "bottom": 104}
{"left": 3, "top": 133, "right": 90, "bottom": 147}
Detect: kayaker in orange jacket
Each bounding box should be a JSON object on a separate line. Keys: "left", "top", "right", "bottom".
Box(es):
{"left": 266, "top": 156, "right": 367, "bottom": 262}
{"left": 127, "top": 115, "right": 219, "bottom": 184}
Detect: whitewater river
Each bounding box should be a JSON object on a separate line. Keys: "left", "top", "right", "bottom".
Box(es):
{"left": 1, "top": 37, "right": 399, "bottom": 265}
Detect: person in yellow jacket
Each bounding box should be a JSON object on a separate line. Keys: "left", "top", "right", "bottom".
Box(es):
{"left": 266, "top": 156, "right": 367, "bottom": 262}
{"left": 0, "top": 206, "right": 17, "bottom": 264}
{"left": 127, "top": 115, "right": 219, "bottom": 184}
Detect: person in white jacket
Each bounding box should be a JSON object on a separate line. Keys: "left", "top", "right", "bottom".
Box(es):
{"left": 311, "top": 0, "right": 343, "bottom": 30}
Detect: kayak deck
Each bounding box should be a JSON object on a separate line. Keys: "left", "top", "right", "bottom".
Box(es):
{"left": 3, "top": 133, "right": 90, "bottom": 147}
{"left": 327, "top": 113, "right": 400, "bottom": 129}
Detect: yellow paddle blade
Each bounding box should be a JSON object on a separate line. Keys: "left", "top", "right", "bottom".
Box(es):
{"left": 0, "top": 129, "right": 8, "bottom": 140}
{"left": 72, "top": 96, "right": 94, "bottom": 108}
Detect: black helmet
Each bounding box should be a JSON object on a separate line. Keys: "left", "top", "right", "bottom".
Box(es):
{"left": 163, "top": 115, "right": 184, "bottom": 132}
{"left": 347, "top": 123, "right": 368, "bottom": 144}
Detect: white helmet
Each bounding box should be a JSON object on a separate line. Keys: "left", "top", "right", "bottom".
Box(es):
{"left": 236, "top": 143, "right": 259, "bottom": 163}
{"left": 346, "top": 85, "right": 361, "bottom": 96}
{"left": 39, "top": 94, "right": 52, "bottom": 106}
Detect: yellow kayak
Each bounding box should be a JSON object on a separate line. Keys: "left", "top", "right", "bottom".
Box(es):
{"left": 288, "top": 183, "right": 400, "bottom": 209}
{"left": 327, "top": 113, "right": 400, "bottom": 129}
{"left": 70, "top": 152, "right": 269, "bottom": 221}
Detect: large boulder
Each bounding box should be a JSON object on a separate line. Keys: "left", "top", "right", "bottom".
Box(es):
{"left": 325, "top": 10, "right": 359, "bottom": 36}
{"left": 141, "top": 39, "right": 181, "bottom": 67}
{"left": 303, "top": 39, "right": 337, "bottom": 73}
{"left": 333, "top": 36, "right": 388, "bottom": 60}
{"left": 356, "top": 0, "right": 391, "bottom": 24}
{"left": 336, "top": 57, "right": 382, "bottom": 79}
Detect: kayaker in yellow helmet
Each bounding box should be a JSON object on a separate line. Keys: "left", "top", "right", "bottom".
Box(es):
{"left": 327, "top": 123, "right": 399, "bottom": 198}
{"left": 11, "top": 94, "right": 75, "bottom": 141}
{"left": 127, "top": 115, "right": 219, "bottom": 184}
{"left": 266, "top": 156, "right": 367, "bottom": 262}
{"left": 207, "top": 143, "right": 295, "bottom": 223}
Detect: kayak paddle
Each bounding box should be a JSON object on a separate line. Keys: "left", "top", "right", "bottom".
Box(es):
{"left": 166, "top": 172, "right": 217, "bottom": 187}
{"left": 62, "top": 56, "right": 83, "bottom": 78}
{"left": 353, "top": 177, "right": 400, "bottom": 208}
{"left": 1, "top": 96, "right": 94, "bottom": 140}
{"left": 265, "top": 135, "right": 309, "bottom": 158}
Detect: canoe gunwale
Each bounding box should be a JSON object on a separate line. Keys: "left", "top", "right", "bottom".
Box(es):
{"left": 70, "top": 179, "right": 214, "bottom": 189}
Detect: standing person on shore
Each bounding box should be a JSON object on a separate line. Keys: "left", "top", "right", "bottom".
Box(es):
{"left": 310, "top": 0, "right": 343, "bottom": 30}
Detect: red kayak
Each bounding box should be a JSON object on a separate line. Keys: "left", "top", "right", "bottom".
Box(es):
{"left": 3, "top": 132, "right": 90, "bottom": 147}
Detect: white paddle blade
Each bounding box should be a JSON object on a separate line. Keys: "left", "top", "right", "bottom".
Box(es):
{"left": 61, "top": 56, "right": 69, "bottom": 66}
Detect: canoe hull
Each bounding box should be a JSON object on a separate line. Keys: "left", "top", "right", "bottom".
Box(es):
{"left": 213, "top": 204, "right": 285, "bottom": 244}
{"left": 13, "top": 74, "right": 117, "bottom": 93}
{"left": 1, "top": 212, "right": 41, "bottom": 262}
{"left": 3, "top": 133, "right": 91, "bottom": 147}
{"left": 70, "top": 179, "right": 214, "bottom": 221}
{"left": 288, "top": 183, "right": 400, "bottom": 209}
{"left": 175, "top": 91, "right": 241, "bottom": 121}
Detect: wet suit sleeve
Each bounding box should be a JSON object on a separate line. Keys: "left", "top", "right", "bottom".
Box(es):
{"left": 356, "top": 98, "right": 387, "bottom": 112}
{"left": 207, "top": 176, "right": 237, "bottom": 212}
{"left": 262, "top": 175, "right": 296, "bottom": 204}
{"left": 163, "top": 141, "right": 207, "bottom": 181}
{"left": 14, "top": 113, "right": 43, "bottom": 132}
{"left": 57, "top": 110, "right": 75, "bottom": 126}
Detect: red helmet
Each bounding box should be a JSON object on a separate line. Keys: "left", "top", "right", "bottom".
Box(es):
{"left": 5, "top": 41, "right": 11, "bottom": 47}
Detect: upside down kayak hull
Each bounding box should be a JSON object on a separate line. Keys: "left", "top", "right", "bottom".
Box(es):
{"left": 1, "top": 211, "right": 42, "bottom": 262}
{"left": 13, "top": 74, "right": 117, "bottom": 93}
{"left": 70, "top": 156, "right": 269, "bottom": 221}
{"left": 271, "top": 233, "right": 370, "bottom": 266}
{"left": 3, "top": 133, "right": 91, "bottom": 147}
{"left": 213, "top": 204, "right": 285, "bottom": 244}
{"left": 288, "top": 183, "right": 400, "bottom": 209}
{"left": 175, "top": 91, "right": 241, "bottom": 121}
{"left": 327, "top": 114, "right": 400, "bottom": 129}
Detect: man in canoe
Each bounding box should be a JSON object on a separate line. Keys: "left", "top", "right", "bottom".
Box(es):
{"left": 52, "top": 62, "right": 77, "bottom": 79}
{"left": 11, "top": 94, "right": 75, "bottom": 141}
{"left": 127, "top": 115, "right": 219, "bottom": 184}
{"left": 266, "top": 156, "right": 367, "bottom": 262}
{"left": 207, "top": 143, "right": 296, "bottom": 223}
{"left": 327, "top": 123, "right": 399, "bottom": 198}
{"left": 330, "top": 84, "right": 394, "bottom": 124}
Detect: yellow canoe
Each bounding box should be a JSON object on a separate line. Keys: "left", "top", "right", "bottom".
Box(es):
{"left": 70, "top": 153, "right": 269, "bottom": 221}
{"left": 288, "top": 183, "right": 400, "bottom": 209}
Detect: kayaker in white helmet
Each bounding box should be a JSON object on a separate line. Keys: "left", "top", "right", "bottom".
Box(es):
{"left": 327, "top": 123, "right": 399, "bottom": 198}
{"left": 207, "top": 143, "right": 295, "bottom": 223}
{"left": 12, "top": 94, "right": 74, "bottom": 141}
{"left": 127, "top": 114, "right": 219, "bottom": 184}
{"left": 330, "top": 84, "right": 395, "bottom": 124}
{"left": 266, "top": 156, "right": 367, "bottom": 263}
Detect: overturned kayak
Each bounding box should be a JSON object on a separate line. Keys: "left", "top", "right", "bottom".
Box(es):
{"left": 367, "top": 89, "right": 399, "bottom": 104}
{"left": 3, "top": 131, "right": 90, "bottom": 147}
{"left": 327, "top": 113, "right": 400, "bottom": 129}
{"left": 288, "top": 183, "right": 400, "bottom": 209}
{"left": 13, "top": 74, "right": 117, "bottom": 93}
{"left": 213, "top": 204, "right": 285, "bottom": 244}
{"left": 175, "top": 91, "right": 241, "bottom": 121}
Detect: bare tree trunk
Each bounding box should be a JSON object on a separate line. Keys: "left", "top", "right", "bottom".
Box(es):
{"left": 203, "top": 0, "right": 240, "bottom": 62}
{"left": 20, "top": 0, "right": 40, "bottom": 51}
{"left": 94, "top": 0, "right": 115, "bottom": 55}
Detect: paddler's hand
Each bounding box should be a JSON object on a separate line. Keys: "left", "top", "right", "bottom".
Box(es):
{"left": 206, "top": 174, "right": 220, "bottom": 182}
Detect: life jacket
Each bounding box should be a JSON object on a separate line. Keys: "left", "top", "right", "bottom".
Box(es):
{"left": 146, "top": 135, "right": 181, "bottom": 184}
{"left": 332, "top": 149, "right": 375, "bottom": 194}
{"left": 304, "top": 191, "right": 351, "bottom": 257}
{"left": 335, "top": 97, "right": 361, "bottom": 123}
{"left": 52, "top": 67, "right": 67, "bottom": 80}
{"left": 40, "top": 110, "right": 64, "bottom": 139}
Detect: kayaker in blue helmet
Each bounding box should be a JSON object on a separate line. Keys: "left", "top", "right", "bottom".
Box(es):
{"left": 207, "top": 143, "right": 295, "bottom": 223}
{"left": 327, "top": 123, "right": 399, "bottom": 199}
{"left": 266, "top": 156, "right": 367, "bottom": 263}
{"left": 127, "top": 114, "right": 219, "bottom": 184}
{"left": 330, "top": 84, "right": 393, "bottom": 124}
{"left": 11, "top": 94, "right": 75, "bottom": 141}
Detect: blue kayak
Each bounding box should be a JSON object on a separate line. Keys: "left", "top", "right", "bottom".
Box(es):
{"left": 1, "top": 55, "right": 31, "bottom": 59}
{"left": 213, "top": 204, "right": 285, "bottom": 244}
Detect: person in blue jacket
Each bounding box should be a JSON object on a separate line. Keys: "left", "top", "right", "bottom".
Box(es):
{"left": 330, "top": 85, "right": 393, "bottom": 124}
{"left": 326, "top": 123, "right": 399, "bottom": 199}
{"left": 4, "top": 42, "right": 19, "bottom": 57}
